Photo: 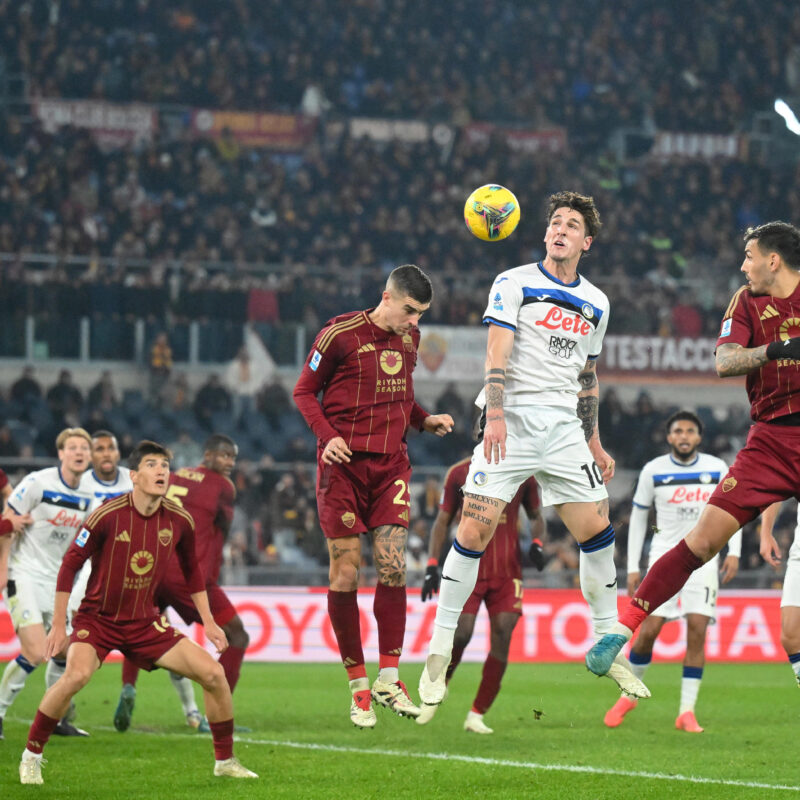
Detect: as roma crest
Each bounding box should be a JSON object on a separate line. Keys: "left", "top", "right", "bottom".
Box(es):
{"left": 158, "top": 528, "right": 173, "bottom": 547}
{"left": 419, "top": 332, "right": 447, "bottom": 373}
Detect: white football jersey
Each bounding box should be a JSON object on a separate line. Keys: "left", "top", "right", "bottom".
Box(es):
{"left": 630, "top": 452, "right": 742, "bottom": 565}
{"left": 478, "top": 261, "right": 610, "bottom": 409}
{"left": 7, "top": 467, "right": 95, "bottom": 585}
{"left": 79, "top": 466, "right": 133, "bottom": 510}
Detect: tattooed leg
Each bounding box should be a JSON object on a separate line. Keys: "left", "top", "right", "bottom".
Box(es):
{"left": 327, "top": 535, "right": 362, "bottom": 591}
{"left": 371, "top": 525, "right": 408, "bottom": 587}
{"left": 458, "top": 493, "right": 507, "bottom": 550}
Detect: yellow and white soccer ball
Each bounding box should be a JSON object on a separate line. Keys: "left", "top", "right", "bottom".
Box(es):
{"left": 463, "top": 184, "right": 520, "bottom": 242}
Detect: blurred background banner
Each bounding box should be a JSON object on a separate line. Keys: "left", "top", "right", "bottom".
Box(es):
{"left": 415, "top": 328, "right": 719, "bottom": 380}
{"left": 5, "top": 588, "right": 774, "bottom": 664}
{"left": 190, "top": 108, "right": 318, "bottom": 149}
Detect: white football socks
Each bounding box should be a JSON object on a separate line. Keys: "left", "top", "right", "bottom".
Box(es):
{"left": 169, "top": 671, "right": 199, "bottom": 715}
{"left": 429, "top": 545, "right": 482, "bottom": 658}
{"left": 579, "top": 545, "right": 619, "bottom": 638}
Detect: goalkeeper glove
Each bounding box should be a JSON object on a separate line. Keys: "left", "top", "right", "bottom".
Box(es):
{"left": 421, "top": 560, "right": 440, "bottom": 601}
{"left": 766, "top": 337, "right": 800, "bottom": 360}
{"left": 528, "top": 538, "right": 545, "bottom": 571}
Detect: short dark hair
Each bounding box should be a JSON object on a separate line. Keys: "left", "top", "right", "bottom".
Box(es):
{"left": 546, "top": 191, "right": 602, "bottom": 239}
{"left": 387, "top": 264, "right": 433, "bottom": 304}
{"left": 744, "top": 221, "right": 800, "bottom": 270}
{"left": 665, "top": 410, "right": 703, "bottom": 436}
{"left": 128, "top": 440, "right": 171, "bottom": 470}
{"left": 204, "top": 433, "right": 237, "bottom": 453}
{"left": 91, "top": 429, "right": 117, "bottom": 442}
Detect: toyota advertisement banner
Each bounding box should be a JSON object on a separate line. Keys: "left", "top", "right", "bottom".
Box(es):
{"left": 0, "top": 588, "right": 781, "bottom": 663}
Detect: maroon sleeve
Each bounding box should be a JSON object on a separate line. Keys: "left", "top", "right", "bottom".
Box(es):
{"left": 175, "top": 516, "right": 206, "bottom": 594}
{"left": 292, "top": 329, "right": 343, "bottom": 446}
{"left": 411, "top": 401, "right": 431, "bottom": 430}
{"left": 215, "top": 477, "right": 235, "bottom": 538}
{"left": 56, "top": 521, "right": 102, "bottom": 593}
{"left": 0, "top": 518, "right": 12, "bottom": 537}
{"left": 439, "top": 464, "right": 465, "bottom": 515}
{"left": 716, "top": 287, "right": 753, "bottom": 349}
{"left": 0, "top": 469, "right": 8, "bottom": 491}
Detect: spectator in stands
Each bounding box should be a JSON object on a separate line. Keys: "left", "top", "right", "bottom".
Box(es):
{"left": 193, "top": 374, "right": 232, "bottom": 430}
{"left": 167, "top": 430, "right": 204, "bottom": 470}
{"left": 0, "top": 425, "right": 21, "bottom": 458}
{"left": 11, "top": 367, "right": 42, "bottom": 406}
{"left": 45, "top": 370, "right": 83, "bottom": 419}
{"left": 87, "top": 370, "right": 119, "bottom": 410}
{"left": 148, "top": 332, "right": 173, "bottom": 404}
{"left": 257, "top": 379, "right": 292, "bottom": 431}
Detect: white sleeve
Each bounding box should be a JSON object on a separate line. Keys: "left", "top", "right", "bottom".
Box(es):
{"left": 8, "top": 473, "right": 41, "bottom": 515}
{"left": 482, "top": 272, "right": 522, "bottom": 330}
{"left": 627, "top": 505, "right": 650, "bottom": 574}
{"left": 589, "top": 300, "right": 610, "bottom": 359}
{"left": 631, "top": 462, "right": 655, "bottom": 508}
{"left": 726, "top": 528, "right": 742, "bottom": 558}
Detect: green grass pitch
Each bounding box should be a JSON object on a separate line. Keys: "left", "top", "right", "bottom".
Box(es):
{"left": 2, "top": 660, "right": 797, "bottom": 799}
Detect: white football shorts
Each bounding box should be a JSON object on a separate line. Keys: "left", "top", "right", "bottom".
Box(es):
{"left": 463, "top": 405, "right": 608, "bottom": 506}
{"left": 648, "top": 553, "right": 720, "bottom": 622}
{"left": 3, "top": 577, "right": 58, "bottom": 632}
{"left": 781, "top": 535, "right": 800, "bottom": 608}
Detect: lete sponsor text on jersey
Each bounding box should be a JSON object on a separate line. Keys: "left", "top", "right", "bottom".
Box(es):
{"left": 535, "top": 306, "right": 592, "bottom": 335}
{"left": 666, "top": 486, "right": 714, "bottom": 504}
{"left": 46, "top": 508, "right": 87, "bottom": 529}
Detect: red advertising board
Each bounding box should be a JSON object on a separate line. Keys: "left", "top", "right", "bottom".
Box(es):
{"left": 1, "top": 588, "right": 780, "bottom": 663}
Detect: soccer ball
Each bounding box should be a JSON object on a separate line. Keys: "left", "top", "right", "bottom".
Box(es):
{"left": 463, "top": 184, "right": 520, "bottom": 242}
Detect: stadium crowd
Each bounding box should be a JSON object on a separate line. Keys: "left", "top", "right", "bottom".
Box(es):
{"left": 2, "top": 0, "right": 798, "bottom": 130}
{"left": 0, "top": 1, "right": 799, "bottom": 356}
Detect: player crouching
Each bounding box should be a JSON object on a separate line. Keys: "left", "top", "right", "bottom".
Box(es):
{"left": 18, "top": 441, "right": 257, "bottom": 784}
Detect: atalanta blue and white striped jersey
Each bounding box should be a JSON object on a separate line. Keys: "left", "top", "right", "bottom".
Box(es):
{"left": 7, "top": 466, "right": 95, "bottom": 585}
{"left": 629, "top": 452, "right": 741, "bottom": 568}
{"left": 79, "top": 466, "right": 133, "bottom": 511}
{"left": 479, "top": 261, "right": 610, "bottom": 409}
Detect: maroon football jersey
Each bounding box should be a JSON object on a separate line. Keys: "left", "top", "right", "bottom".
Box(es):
{"left": 439, "top": 459, "right": 540, "bottom": 580}
{"left": 717, "top": 283, "right": 800, "bottom": 420}
{"left": 57, "top": 493, "right": 203, "bottom": 622}
{"left": 168, "top": 466, "right": 234, "bottom": 584}
{"left": 293, "top": 309, "right": 430, "bottom": 453}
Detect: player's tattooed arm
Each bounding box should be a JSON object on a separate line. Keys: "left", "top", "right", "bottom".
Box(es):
{"left": 485, "top": 369, "right": 506, "bottom": 418}
{"left": 484, "top": 324, "right": 515, "bottom": 419}
{"left": 577, "top": 359, "right": 599, "bottom": 442}
{"left": 716, "top": 342, "right": 769, "bottom": 377}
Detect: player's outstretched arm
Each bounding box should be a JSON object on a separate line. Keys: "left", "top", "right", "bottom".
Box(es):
{"left": 758, "top": 501, "right": 783, "bottom": 568}
{"left": 422, "top": 414, "right": 454, "bottom": 437}
{"left": 421, "top": 509, "right": 454, "bottom": 600}
{"left": 191, "top": 590, "right": 229, "bottom": 654}
{"left": 716, "top": 342, "right": 770, "bottom": 377}
{"left": 483, "top": 324, "right": 515, "bottom": 464}
{"left": 578, "top": 360, "right": 615, "bottom": 483}
{"left": 44, "top": 591, "right": 71, "bottom": 660}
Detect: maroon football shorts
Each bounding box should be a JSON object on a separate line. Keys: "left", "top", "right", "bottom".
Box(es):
{"left": 316, "top": 448, "right": 412, "bottom": 538}
{"left": 708, "top": 421, "right": 800, "bottom": 526}
{"left": 462, "top": 576, "right": 523, "bottom": 617}
{"left": 70, "top": 612, "right": 185, "bottom": 671}
{"left": 155, "top": 577, "right": 237, "bottom": 628}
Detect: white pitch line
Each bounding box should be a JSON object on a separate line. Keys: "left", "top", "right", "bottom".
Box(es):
{"left": 234, "top": 735, "right": 800, "bottom": 793}
{"left": 18, "top": 721, "right": 800, "bottom": 794}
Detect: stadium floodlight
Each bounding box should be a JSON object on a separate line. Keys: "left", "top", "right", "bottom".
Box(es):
{"left": 774, "top": 99, "right": 800, "bottom": 136}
